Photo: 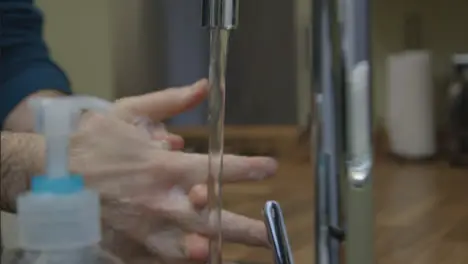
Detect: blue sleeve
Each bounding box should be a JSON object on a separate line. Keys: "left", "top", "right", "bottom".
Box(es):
{"left": 0, "top": 0, "right": 72, "bottom": 127}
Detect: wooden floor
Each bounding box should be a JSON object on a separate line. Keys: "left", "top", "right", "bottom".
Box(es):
{"left": 222, "top": 155, "right": 468, "bottom": 264}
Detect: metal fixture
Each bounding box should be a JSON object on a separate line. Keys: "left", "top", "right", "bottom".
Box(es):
{"left": 264, "top": 201, "right": 295, "bottom": 264}
{"left": 200, "top": 0, "right": 373, "bottom": 263}
{"left": 311, "top": 0, "right": 374, "bottom": 263}
{"left": 266, "top": 0, "right": 375, "bottom": 263}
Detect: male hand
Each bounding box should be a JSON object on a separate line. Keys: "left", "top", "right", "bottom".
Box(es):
{"left": 69, "top": 79, "right": 277, "bottom": 263}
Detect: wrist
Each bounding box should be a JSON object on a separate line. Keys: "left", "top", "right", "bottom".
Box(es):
{"left": 4, "top": 90, "right": 67, "bottom": 132}
{"left": 1, "top": 132, "right": 46, "bottom": 212}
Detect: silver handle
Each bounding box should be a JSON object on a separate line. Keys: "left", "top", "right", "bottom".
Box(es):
{"left": 264, "top": 201, "right": 295, "bottom": 264}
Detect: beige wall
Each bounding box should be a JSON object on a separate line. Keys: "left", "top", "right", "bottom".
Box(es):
{"left": 34, "top": 0, "right": 164, "bottom": 100}
{"left": 36, "top": 0, "right": 115, "bottom": 99}
{"left": 295, "top": 0, "right": 313, "bottom": 127}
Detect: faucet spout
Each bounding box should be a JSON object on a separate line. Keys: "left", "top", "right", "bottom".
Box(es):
{"left": 202, "top": 0, "right": 239, "bottom": 30}
{"left": 198, "top": 0, "right": 373, "bottom": 263}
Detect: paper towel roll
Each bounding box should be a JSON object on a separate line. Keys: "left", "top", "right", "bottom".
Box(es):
{"left": 386, "top": 50, "right": 436, "bottom": 158}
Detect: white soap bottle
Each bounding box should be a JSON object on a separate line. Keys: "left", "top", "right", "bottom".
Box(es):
{"left": 2, "top": 96, "right": 123, "bottom": 264}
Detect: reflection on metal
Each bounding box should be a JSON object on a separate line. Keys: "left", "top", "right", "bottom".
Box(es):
{"left": 311, "top": 0, "right": 374, "bottom": 263}
{"left": 264, "top": 201, "right": 295, "bottom": 264}
{"left": 202, "top": 0, "right": 239, "bottom": 30}
{"left": 199, "top": 0, "right": 373, "bottom": 263}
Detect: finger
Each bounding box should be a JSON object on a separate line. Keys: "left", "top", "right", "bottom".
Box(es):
{"left": 167, "top": 152, "right": 278, "bottom": 185}
{"left": 116, "top": 79, "right": 209, "bottom": 122}
{"left": 188, "top": 210, "right": 269, "bottom": 248}
{"left": 188, "top": 184, "right": 208, "bottom": 209}
{"left": 144, "top": 122, "right": 185, "bottom": 150}
{"left": 103, "top": 197, "right": 204, "bottom": 262}
{"left": 153, "top": 133, "right": 185, "bottom": 151}
{"left": 145, "top": 230, "right": 209, "bottom": 262}
{"left": 101, "top": 223, "right": 161, "bottom": 264}
{"left": 222, "top": 155, "right": 278, "bottom": 182}
{"left": 165, "top": 135, "right": 184, "bottom": 151}
{"left": 156, "top": 186, "right": 267, "bottom": 248}
{"left": 184, "top": 233, "right": 209, "bottom": 261}
{"left": 220, "top": 210, "right": 269, "bottom": 247}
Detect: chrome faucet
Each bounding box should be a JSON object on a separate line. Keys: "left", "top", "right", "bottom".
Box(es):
{"left": 202, "top": 0, "right": 238, "bottom": 30}
{"left": 266, "top": 0, "right": 374, "bottom": 262}
{"left": 200, "top": 0, "right": 374, "bottom": 263}
{"left": 312, "top": 0, "right": 374, "bottom": 263}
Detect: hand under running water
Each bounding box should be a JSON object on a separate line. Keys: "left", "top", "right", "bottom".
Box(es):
{"left": 67, "top": 79, "right": 277, "bottom": 263}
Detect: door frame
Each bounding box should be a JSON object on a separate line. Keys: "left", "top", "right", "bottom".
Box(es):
{"left": 294, "top": 0, "right": 313, "bottom": 126}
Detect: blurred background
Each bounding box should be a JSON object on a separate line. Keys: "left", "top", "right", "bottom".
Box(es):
{"left": 2, "top": 0, "right": 468, "bottom": 263}
{"left": 28, "top": 0, "right": 468, "bottom": 127}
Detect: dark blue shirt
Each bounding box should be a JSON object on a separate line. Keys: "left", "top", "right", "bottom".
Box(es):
{"left": 0, "top": 0, "right": 71, "bottom": 127}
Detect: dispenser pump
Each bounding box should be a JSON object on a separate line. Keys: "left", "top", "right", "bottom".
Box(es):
{"left": 30, "top": 96, "right": 111, "bottom": 179}
{"left": 17, "top": 96, "right": 112, "bottom": 251}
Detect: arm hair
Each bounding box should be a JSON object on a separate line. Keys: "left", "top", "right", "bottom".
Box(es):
{"left": 1, "top": 132, "right": 45, "bottom": 212}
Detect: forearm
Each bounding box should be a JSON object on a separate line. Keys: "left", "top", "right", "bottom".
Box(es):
{"left": 3, "top": 90, "right": 67, "bottom": 132}
{"left": 0, "top": 132, "right": 45, "bottom": 212}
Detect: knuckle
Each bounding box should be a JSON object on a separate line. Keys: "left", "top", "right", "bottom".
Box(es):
{"left": 188, "top": 185, "right": 208, "bottom": 207}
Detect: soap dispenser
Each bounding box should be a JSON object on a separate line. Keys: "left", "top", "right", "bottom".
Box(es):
{"left": 2, "top": 96, "right": 124, "bottom": 264}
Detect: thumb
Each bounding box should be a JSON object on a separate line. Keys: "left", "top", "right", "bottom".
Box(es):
{"left": 115, "top": 79, "right": 209, "bottom": 122}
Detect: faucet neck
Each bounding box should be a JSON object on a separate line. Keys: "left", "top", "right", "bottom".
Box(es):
{"left": 202, "top": 0, "right": 239, "bottom": 30}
